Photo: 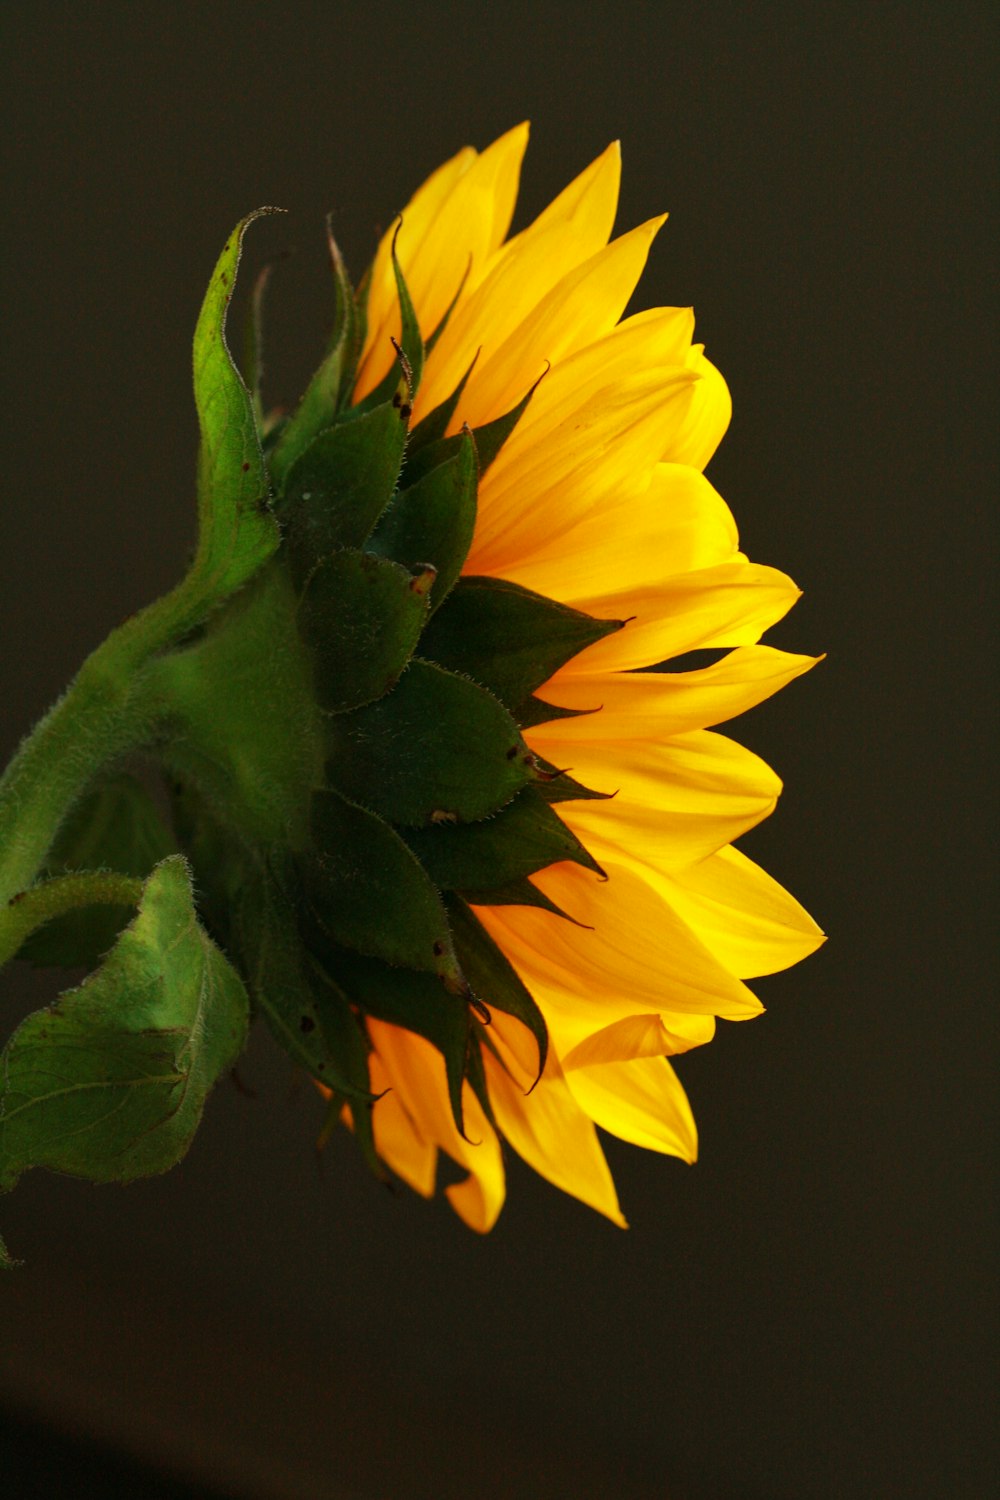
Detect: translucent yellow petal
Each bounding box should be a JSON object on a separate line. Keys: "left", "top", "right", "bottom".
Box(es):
{"left": 357, "top": 144, "right": 476, "bottom": 383}
{"left": 475, "top": 859, "right": 763, "bottom": 1057}
{"left": 562, "top": 1011, "right": 716, "bottom": 1069}
{"left": 431, "top": 216, "right": 667, "bottom": 430}
{"left": 565, "top": 1055, "right": 698, "bottom": 1162}
{"left": 367, "top": 1051, "right": 437, "bottom": 1198}
{"left": 533, "top": 646, "right": 820, "bottom": 741}
{"left": 368, "top": 1019, "right": 506, "bottom": 1233}
{"left": 417, "top": 144, "right": 625, "bottom": 419}
{"left": 663, "top": 345, "right": 732, "bottom": 470}
{"left": 525, "top": 730, "right": 782, "bottom": 871}
{"left": 484, "top": 1049, "right": 627, "bottom": 1226}
{"left": 558, "top": 560, "right": 801, "bottom": 673}
{"left": 470, "top": 368, "right": 696, "bottom": 573}
{"left": 355, "top": 123, "right": 529, "bottom": 399}
{"left": 648, "top": 845, "right": 826, "bottom": 978}
{"left": 493, "top": 462, "right": 738, "bottom": 601}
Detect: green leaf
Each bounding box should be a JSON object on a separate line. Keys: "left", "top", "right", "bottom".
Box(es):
{"left": 353, "top": 228, "right": 424, "bottom": 414}
{"left": 446, "top": 895, "right": 548, "bottom": 1084}
{"left": 18, "top": 775, "right": 177, "bottom": 969}
{"left": 0, "top": 858, "right": 249, "bottom": 1192}
{"left": 327, "top": 659, "right": 534, "bottom": 827}
{"left": 418, "top": 576, "right": 622, "bottom": 715}
{"left": 192, "top": 211, "right": 283, "bottom": 605}
{"left": 302, "top": 789, "right": 461, "bottom": 986}
{"left": 403, "top": 786, "right": 603, "bottom": 891}
{"left": 298, "top": 549, "right": 430, "bottom": 711}
{"left": 367, "top": 431, "right": 477, "bottom": 613}
{"left": 280, "top": 401, "right": 408, "bottom": 584}
{"left": 268, "top": 226, "right": 361, "bottom": 487}
{"left": 243, "top": 881, "right": 373, "bottom": 1102}
{"left": 332, "top": 947, "right": 474, "bottom": 1138}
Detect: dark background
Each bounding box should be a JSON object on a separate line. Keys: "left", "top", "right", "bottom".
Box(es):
{"left": 1, "top": 3, "right": 995, "bottom": 1497}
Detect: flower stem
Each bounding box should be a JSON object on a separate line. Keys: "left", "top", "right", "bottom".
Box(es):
{"left": 0, "top": 572, "right": 210, "bottom": 909}
{"left": 0, "top": 871, "right": 143, "bottom": 968}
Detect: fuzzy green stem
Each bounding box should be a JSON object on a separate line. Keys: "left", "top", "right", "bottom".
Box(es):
{"left": 0, "top": 571, "right": 213, "bottom": 909}
{"left": 0, "top": 871, "right": 143, "bottom": 968}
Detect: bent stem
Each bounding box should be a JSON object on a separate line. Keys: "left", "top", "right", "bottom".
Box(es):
{"left": 0, "top": 571, "right": 213, "bottom": 911}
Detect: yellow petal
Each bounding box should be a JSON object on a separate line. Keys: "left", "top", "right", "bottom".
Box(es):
{"left": 557, "top": 560, "right": 801, "bottom": 673}
{"left": 562, "top": 1011, "right": 716, "bottom": 1069}
{"left": 368, "top": 1019, "right": 506, "bottom": 1232}
{"left": 367, "top": 1051, "right": 437, "bottom": 1198}
{"left": 533, "top": 646, "right": 820, "bottom": 740}
{"left": 475, "top": 858, "right": 763, "bottom": 1058}
{"left": 356, "top": 123, "right": 529, "bottom": 399}
{"left": 417, "top": 143, "right": 625, "bottom": 419}
{"left": 663, "top": 345, "right": 732, "bottom": 469}
{"left": 484, "top": 1048, "right": 627, "bottom": 1226}
{"left": 526, "top": 729, "right": 782, "bottom": 871}
{"left": 432, "top": 216, "right": 667, "bottom": 431}
{"left": 566, "top": 1055, "right": 698, "bottom": 1161}
{"left": 648, "top": 845, "right": 826, "bottom": 978}
{"left": 492, "top": 462, "right": 738, "bottom": 601}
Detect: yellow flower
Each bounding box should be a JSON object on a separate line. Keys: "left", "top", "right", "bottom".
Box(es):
{"left": 350, "top": 124, "right": 823, "bottom": 1231}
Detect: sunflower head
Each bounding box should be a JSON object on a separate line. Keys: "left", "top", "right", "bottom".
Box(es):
{"left": 2, "top": 126, "right": 823, "bottom": 1244}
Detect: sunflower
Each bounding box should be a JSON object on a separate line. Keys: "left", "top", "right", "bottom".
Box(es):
{"left": 330, "top": 123, "right": 824, "bottom": 1230}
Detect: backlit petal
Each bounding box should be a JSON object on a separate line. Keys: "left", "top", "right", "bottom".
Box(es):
{"left": 566, "top": 1055, "right": 699, "bottom": 1162}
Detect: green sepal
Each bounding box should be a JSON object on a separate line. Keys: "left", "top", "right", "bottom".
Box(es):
{"left": 268, "top": 227, "right": 360, "bottom": 487}
{"left": 302, "top": 789, "right": 461, "bottom": 986}
{"left": 367, "top": 431, "right": 477, "bottom": 614}
{"left": 453, "top": 875, "right": 577, "bottom": 921}
{"left": 446, "top": 895, "right": 548, "bottom": 1085}
{"left": 239, "top": 881, "right": 372, "bottom": 1103}
{"left": 18, "top": 774, "right": 178, "bottom": 969}
{"left": 401, "top": 367, "right": 543, "bottom": 490}
{"left": 327, "top": 659, "right": 534, "bottom": 827}
{"left": 531, "top": 762, "right": 614, "bottom": 805}
{"left": 0, "top": 857, "right": 249, "bottom": 1193}
{"left": 419, "top": 577, "right": 622, "bottom": 716}
{"left": 298, "top": 549, "right": 431, "bottom": 711}
{"left": 332, "top": 947, "right": 474, "bottom": 1140}
{"left": 406, "top": 350, "right": 478, "bottom": 455}
{"left": 280, "top": 402, "right": 408, "bottom": 584}
{"left": 403, "top": 786, "right": 603, "bottom": 891}
{"left": 515, "top": 696, "right": 591, "bottom": 730}
{"left": 353, "top": 228, "right": 424, "bottom": 414}
{"left": 242, "top": 259, "right": 275, "bottom": 430}
{"left": 191, "top": 211, "right": 282, "bottom": 606}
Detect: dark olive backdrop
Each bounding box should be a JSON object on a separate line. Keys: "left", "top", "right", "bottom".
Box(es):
{"left": 1, "top": 4, "right": 995, "bottom": 1499}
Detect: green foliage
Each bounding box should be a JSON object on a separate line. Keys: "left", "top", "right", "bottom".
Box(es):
{"left": 191, "top": 212, "right": 282, "bottom": 606}
{"left": 281, "top": 401, "right": 408, "bottom": 582}
{"left": 303, "top": 790, "right": 461, "bottom": 986}
{"left": 299, "top": 549, "right": 431, "bottom": 711}
{"left": 327, "top": 659, "right": 534, "bottom": 826}
{"left": 17, "top": 775, "right": 176, "bottom": 969}
{"left": 419, "top": 576, "right": 622, "bottom": 715}
{"left": 353, "top": 231, "right": 424, "bottom": 414}
{"left": 0, "top": 858, "right": 249, "bottom": 1195}
{"left": 403, "top": 785, "right": 603, "bottom": 890}
{"left": 367, "top": 431, "right": 477, "bottom": 613}
{"left": 446, "top": 896, "right": 548, "bottom": 1084}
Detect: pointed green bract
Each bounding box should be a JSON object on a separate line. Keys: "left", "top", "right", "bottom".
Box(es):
{"left": 299, "top": 549, "right": 431, "bottom": 711}
{"left": 353, "top": 232, "right": 424, "bottom": 414}
{"left": 367, "top": 432, "right": 477, "bottom": 613}
{"left": 403, "top": 786, "right": 603, "bottom": 890}
{"left": 407, "top": 351, "right": 478, "bottom": 454}
{"left": 268, "top": 228, "right": 360, "bottom": 487}
{"left": 281, "top": 401, "right": 408, "bottom": 582}
{"left": 192, "top": 211, "right": 282, "bottom": 605}
{"left": 303, "top": 789, "right": 461, "bottom": 985}
{"left": 401, "top": 368, "right": 543, "bottom": 490}
{"left": 327, "top": 659, "right": 534, "bottom": 827}
{"left": 446, "top": 896, "right": 548, "bottom": 1084}
{"left": 419, "top": 577, "right": 622, "bottom": 716}
{"left": 17, "top": 774, "right": 177, "bottom": 968}
{"left": 0, "top": 858, "right": 248, "bottom": 1193}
